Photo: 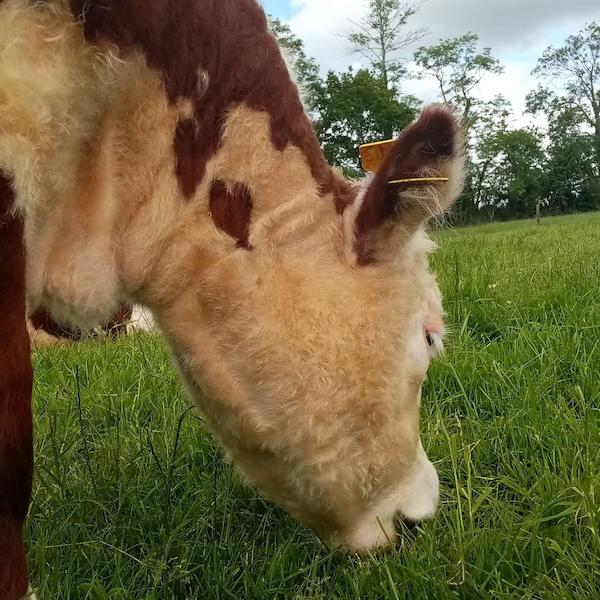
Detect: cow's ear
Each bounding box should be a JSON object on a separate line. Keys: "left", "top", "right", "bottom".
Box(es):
{"left": 344, "top": 106, "right": 464, "bottom": 265}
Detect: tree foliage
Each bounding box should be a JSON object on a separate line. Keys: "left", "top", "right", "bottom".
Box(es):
{"left": 269, "top": 12, "right": 600, "bottom": 222}
{"left": 541, "top": 104, "right": 599, "bottom": 213}
{"left": 414, "top": 33, "right": 504, "bottom": 129}
{"left": 271, "top": 10, "right": 419, "bottom": 177}
{"left": 347, "top": 0, "right": 426, "bottom": 89}
{"left": 482, "top": 129, "right": 545, "bottom": 219}
{"left": 468, "top": 96, "right": 512, "bottom": 212}
{"left": 531, "top": 22, "right": 600, "bottom": 176}
{"left": 314, "top": 68, "right": 418, "bottom": 176}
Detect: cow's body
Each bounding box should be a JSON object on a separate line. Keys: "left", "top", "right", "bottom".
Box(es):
{"left": 0, "top": 0, "right": 464, "bottom": 595}
{"left": 0, "top": 175, "right": 32, "bottom": 599}
{"left": 28, "top": 305, "right": 133, "bottom": 348}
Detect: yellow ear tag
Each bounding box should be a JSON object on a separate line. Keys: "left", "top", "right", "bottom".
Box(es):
{"left": 359, "top": 139, "right": 449, "bottom": 186}
{"left": 359, "top": 139, "right": 396, "bottom": 173}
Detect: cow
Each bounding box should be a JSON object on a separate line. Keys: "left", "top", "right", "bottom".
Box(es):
{"left": 28, "top": 305, "right": 134, "bottom": 348}
{"left": 0, "top": 0, "right": 464, "bottom": 596}
{"left": 0, "top": 167, "right": 33, "bottom": 599}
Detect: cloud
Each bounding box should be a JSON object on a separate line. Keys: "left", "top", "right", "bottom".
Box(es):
{"left": 287, "top": 0, "right": 597, "bottom": 125}
{"left": 413, "top": 0, "right": 598, "bottom": 52}
{"left": 288, "top": 0, "right": 365, "bottom": 73}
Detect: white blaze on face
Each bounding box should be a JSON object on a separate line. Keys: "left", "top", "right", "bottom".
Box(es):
{"left": 342, "top": 444, "right": 440, "bottom": 552}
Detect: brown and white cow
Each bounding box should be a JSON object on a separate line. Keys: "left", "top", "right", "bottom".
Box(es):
{"left": 0, "top": 0, "right": 464, "bottom": 595}
{"left": 28, "top": 305, "right": 133, "bottom": 348}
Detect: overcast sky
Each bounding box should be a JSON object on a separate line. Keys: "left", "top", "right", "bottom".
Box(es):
{"left": 262, "top": 0, "right": 599, "bottom": 126}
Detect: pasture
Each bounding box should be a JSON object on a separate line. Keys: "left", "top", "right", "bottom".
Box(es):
{"left": 27, "top": 213, "right": 600, "bottom": 599}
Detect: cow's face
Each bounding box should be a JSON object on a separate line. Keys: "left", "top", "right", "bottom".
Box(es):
{"left": 148, "top": 106, "right": 464, "bottom": 551}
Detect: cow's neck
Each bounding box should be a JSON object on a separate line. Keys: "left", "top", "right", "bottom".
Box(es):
{"left": 1, "top": 0, "right": 352, "bottom": 328}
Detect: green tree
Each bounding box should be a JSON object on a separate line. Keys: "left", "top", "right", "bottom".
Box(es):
{"left": 347, "top": 0, "right": 426, "bottom": 90}
{"left": 269, "top": 17, "right": 321, "bottom": 110}
{"left": 414, "top": 34, "right": 504, "bottom": 221}
{"left": 544, "top": 136, "right": 598, "bottom": 214}
{"left": 481, "top": 129, "right": 545, "bottom": 220}
{"left": 469, "top": 95, "right": 512, "bottom": 216}
{"left": 313, "top": 68, "right": 419, "bottom": 176}
{"left": 531, "top": 22, "right": 600, "bottom": 176}
{"left": 414, "top": 33, "right": 504, "bottom": 130}
{"left": 539, "top": 106, "right": 599, "bottom": 213}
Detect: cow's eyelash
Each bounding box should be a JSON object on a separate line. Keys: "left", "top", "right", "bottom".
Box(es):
{"left": 425, "top": 331, "right": 444, "bottom": 356}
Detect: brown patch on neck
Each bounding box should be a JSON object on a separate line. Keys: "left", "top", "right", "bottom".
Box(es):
{"left": 209, "top": 180, "right": 253, "bottom": 249}
{"left": 0, "top": 173, "right": 33, "bottom": 598}
{"left": 104, "top": 304, "right": 134, "bottom": 338}
{"left": 70, "top": 0, "right": 352, "bottom": 209}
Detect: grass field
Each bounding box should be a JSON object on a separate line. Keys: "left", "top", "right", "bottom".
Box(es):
{"left": 27, "top": 213, "right": 600, "bottom": 599}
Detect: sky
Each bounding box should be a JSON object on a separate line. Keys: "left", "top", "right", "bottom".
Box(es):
{"left": 262, "top": 0, "right": 599, "bottom": 127}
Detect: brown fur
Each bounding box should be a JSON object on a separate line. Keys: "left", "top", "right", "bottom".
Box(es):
{"left": 29, "top": 307, "right": 81, "bottom": 340}
{"left": 69, "top": 0, "right": 353, "bottom": 211}
{"left": 104, "top": 304, "right": 133, "bottom": 338}
{"left": 0, "top": 172, "right": 33, "bottom": 600}
{"left": 209, "top": 180, "right": 253, "bottom": 249}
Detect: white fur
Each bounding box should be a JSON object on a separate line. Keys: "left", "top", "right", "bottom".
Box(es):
{"left": 342, "top": 445, "right": 439, "bottom": 552}
{"left": 342, "top": 174, "right": 373, "bottom": 265}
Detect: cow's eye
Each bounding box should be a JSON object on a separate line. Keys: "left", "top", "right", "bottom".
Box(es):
{"left": 425, "top": 330, "right": 444, "bottom": 356}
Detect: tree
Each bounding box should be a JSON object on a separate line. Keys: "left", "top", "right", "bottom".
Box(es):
{"left": 414, "top": 33, "right": 504, "bottom": 130}
{"left": 414, "top": 34, "right": 504, "bottom": 221}
{"left": 480, "top": 129, "right": 545, "bottom": 220}
{"left": 531, "top": 23, "right": 600, "bottom": 176}
{"left": 544, "top": 136, "right": 598, "bottom": 214}
{"left": 347, "top": 0, "right": 426, "bottom": 90}
{"left": 269, "top": 16, "right": 417, "bottom": 178}
{"left": 313, "top": 68, "right": 419, "bottom": 176}
{"left": 469, "top": 95, "right": 512, "bottom": 215}
{"left": 537, "top": 104, "right": 598, "bottom": 213}
{"left": 269, "top": 17, "right": 321, "bottom": 111}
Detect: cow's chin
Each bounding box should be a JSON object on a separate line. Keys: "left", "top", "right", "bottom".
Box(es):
{"left": 336, "top": 447, "right": 440, "bottom": 553}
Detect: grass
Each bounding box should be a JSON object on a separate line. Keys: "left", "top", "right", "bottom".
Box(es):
{"left": 27, "top": 213, "right": 600, "bottom": 599}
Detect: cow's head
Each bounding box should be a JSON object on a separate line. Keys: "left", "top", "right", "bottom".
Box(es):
{"left": 139, "top": 105, "right": 464, "bottom": 551}
{"left": 10, "top": 0, "right": 463, "bottom": 552}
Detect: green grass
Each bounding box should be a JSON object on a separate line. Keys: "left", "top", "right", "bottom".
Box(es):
{"left": 27, "top": 213, "right": 600, "bottom": 599}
